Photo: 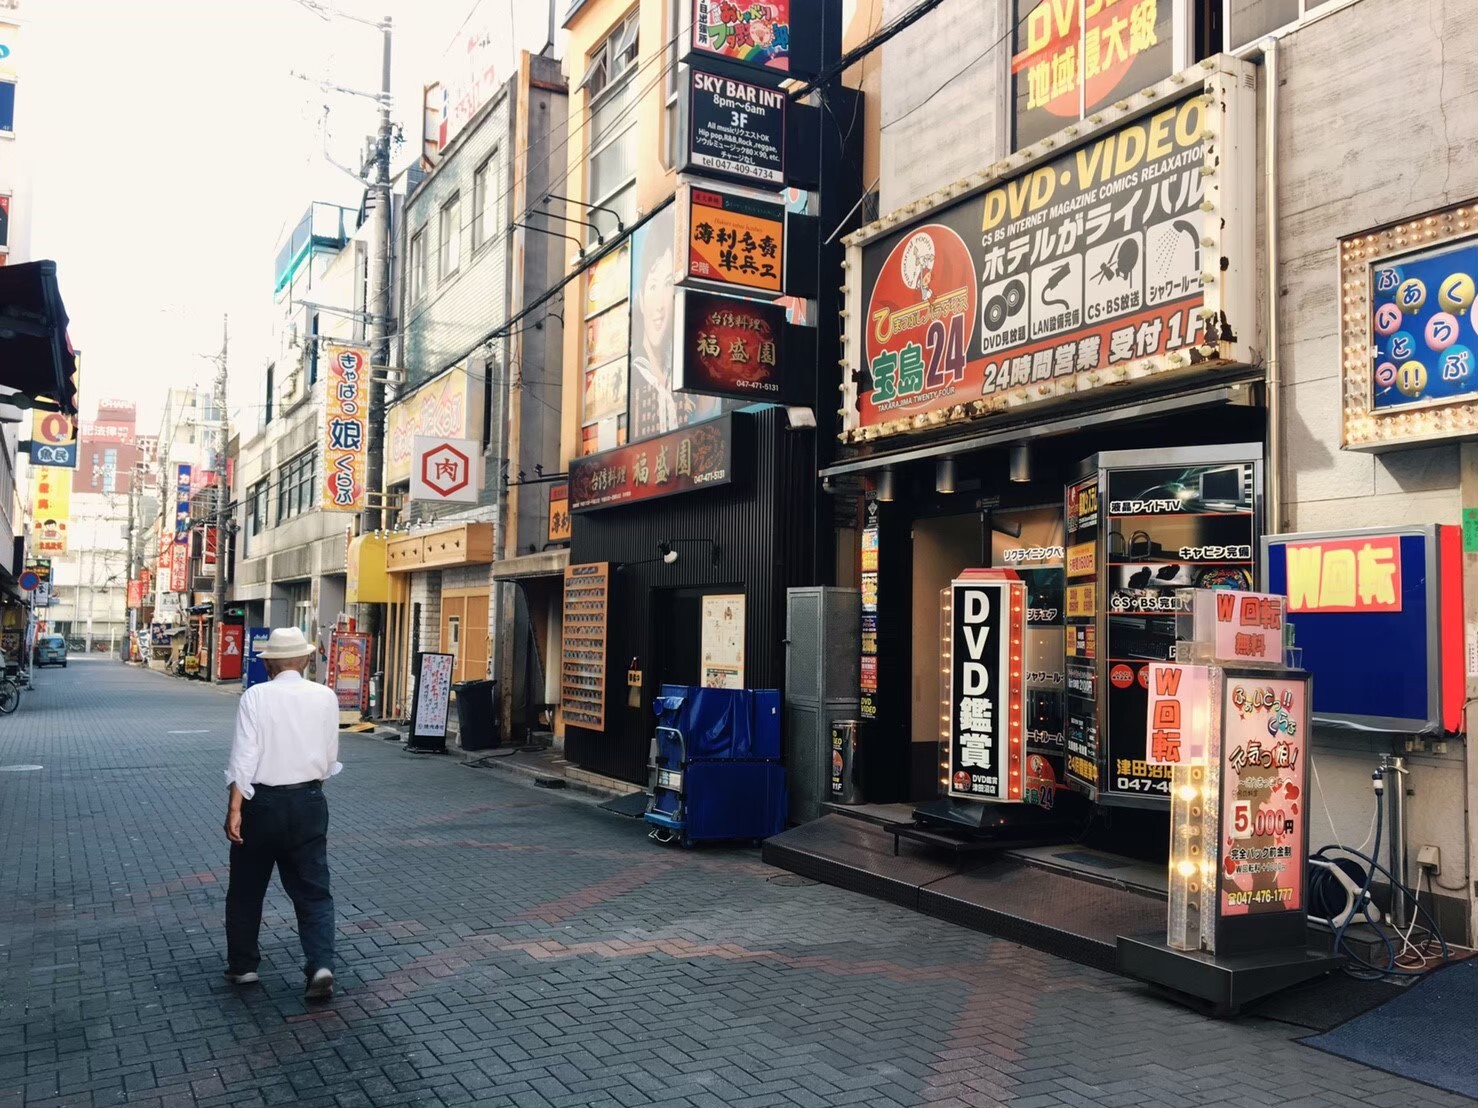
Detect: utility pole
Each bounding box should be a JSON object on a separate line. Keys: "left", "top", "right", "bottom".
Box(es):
{"left": 210, "top": 314, "right": 229, "bottom": 682}
{"left": 363, "top": 15, "right": 392, "bottom": 536}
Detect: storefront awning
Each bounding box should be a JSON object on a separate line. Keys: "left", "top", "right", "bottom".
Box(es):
{"left": 0, "top": 261, "right": 80, "bottom": 415}
{"left": 821, "top": 381, "right": 1256, "bottom": 478}
{"left": 490, "top": 549, "right": 570, "bottom": 581}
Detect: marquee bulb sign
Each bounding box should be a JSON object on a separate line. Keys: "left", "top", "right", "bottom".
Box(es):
{"left": 840, "top": 58, "right": 1258, "bottom": 443}
{"left": 946, "top": 571, "right": 1027, "bottom": 802}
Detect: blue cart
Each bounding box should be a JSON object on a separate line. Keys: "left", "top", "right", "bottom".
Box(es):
{"left": 644, "top": 685, "right": 787, "bottom": 847}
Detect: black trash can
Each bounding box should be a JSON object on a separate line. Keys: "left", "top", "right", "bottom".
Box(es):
{"left": 453, "top": 679, "right": 500, "bottom": 751}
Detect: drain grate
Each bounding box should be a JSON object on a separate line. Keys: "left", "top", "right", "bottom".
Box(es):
{"left": 767, "top": 874, "right": 818, "bottom": 887}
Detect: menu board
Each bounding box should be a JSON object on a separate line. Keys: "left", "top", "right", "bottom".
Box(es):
{"left": 1103, "top": 462, "right": 1256, "bottom": 800}
{"left": 411, "top": 652, "right": 454, "bottom": 740}
{"left": 701, "top": 594, "right": 745, "bottom": 688}
{"left": 562, "top": 562, "right": 610, "bottom": 730}
{"left": 1063, "top": 475, "right": 1100, "bottom": 794}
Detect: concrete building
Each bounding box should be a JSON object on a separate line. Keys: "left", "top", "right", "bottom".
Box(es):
{"left": 376, "top": 52, "right": 567, "bottom": 734}
{"left": 231, "top": 200, "right": 383, "bottom": 676}
{"left": 832, "top": 0, "right": 1478, "bottom": 942}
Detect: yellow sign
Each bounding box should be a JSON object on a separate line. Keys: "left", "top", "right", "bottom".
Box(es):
{"left": 346, "top": 534, "right": 392, "bottom": 604}
{"left": 547, "top": 484, "right": 571, "bottom": 543}
{"left": 385, "top": 366, "right": 480, "bottom": 486}
{"left": 682, "top": 184, "right": 785, "bottom": 296}
{"left": 1065, "top": 582, "right": 1096, "bottom": 619}
{"left": 0, "top": 23, "right": 18, "bottom": 81}
{"left": 31, "top": 467, "right": 71, "bottom": 556}
{"left": 1066, "top": 542, "right": 1095, "bottom": 578}
{"left": 322, "top": 344, "right": 369, "bottom": 511}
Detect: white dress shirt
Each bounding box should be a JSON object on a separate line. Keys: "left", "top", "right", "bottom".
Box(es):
{"left": 224, "top": 670, "right": 343, "bottom": 800}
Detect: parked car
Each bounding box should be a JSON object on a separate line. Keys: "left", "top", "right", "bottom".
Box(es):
{"left": 35, "top": 635, "right": 67, "bottom": 668}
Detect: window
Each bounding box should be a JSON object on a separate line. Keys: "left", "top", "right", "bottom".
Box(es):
{"left": 265, "top": 363, "right": 275, "bottom": 425}
{"left": 0, "top": 80, "right": 14, "bottom": 135}
{"left": 409, "top": 226, "right": 427, "bottom": 301}
{"left": 662, "top": 0, "right": 684, "bottom": 170}
{"left": 584, "top": 12, "right": 640, "bottom": 241}
{"left": 308, "top": 311, "right": 320, "bottom": 385}
{"left": 276, "top": 451, "right": 316, "bottom": 523}
{"left": 247, "top": 479, "right": 271, "bottom": 535}
{"left": 1224, "top": 0, "right": 1337, "bottom": 51}
{"left": 103, "top": 449, "right": 118, "bottom": 494}
{"left": 472, "top": 157, "right": 496, "bottom": 251}
{"left": 438, "top": 193, "right": 461, "bottom": 279}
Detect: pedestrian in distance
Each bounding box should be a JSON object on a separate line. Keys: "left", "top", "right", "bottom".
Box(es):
{"left": 221, "top": 626, "right": 342, "bottom": 999}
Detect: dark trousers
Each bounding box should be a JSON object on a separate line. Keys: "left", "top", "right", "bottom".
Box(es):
{"left": 225, "top": 784, "right": 334, "bottom": 977}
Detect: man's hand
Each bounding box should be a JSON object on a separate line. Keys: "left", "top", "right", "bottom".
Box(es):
{"left": 225, "top": 783, "right": 244, "bottom": 845}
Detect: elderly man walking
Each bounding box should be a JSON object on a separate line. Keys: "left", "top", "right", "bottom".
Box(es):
{"left": 222, "top": 627, "right": 342, "bottom": 998}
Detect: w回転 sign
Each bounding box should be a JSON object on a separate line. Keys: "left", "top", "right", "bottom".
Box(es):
{"left": 1283, "top": 536, "right": 1402, "bottom": 613}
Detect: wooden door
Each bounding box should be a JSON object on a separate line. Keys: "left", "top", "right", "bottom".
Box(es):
{"left": 441, "top": 590, "right": 489, "bottom": 684}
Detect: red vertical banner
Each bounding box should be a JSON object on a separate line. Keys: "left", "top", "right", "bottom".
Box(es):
{"left": 217, "top": 624, "right": 244, "bottom": 681}
{"left": 170, "top": 542, "right": 188, "bottom": 593}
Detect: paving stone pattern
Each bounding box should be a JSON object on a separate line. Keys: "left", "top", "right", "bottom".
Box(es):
{"left": 0, "top": 661, "right": 1466, "bottom": 1108}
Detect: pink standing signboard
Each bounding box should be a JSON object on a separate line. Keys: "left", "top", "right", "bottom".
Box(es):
{"left": 1219, "top": 675, "right": 1308, "bottom": 916}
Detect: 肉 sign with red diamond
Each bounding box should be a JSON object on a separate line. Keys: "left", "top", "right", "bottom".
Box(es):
{"left": 410, "top": 436, "right": 479, "bottom": 504}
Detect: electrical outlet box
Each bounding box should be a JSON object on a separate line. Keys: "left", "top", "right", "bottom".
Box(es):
{"left": 1416, "top": 845, "right": 1441, "bottom": 875}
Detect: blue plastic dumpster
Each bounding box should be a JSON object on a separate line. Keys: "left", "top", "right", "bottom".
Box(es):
{"left": 644, "top": 684, "right": 787, "bottom": 847}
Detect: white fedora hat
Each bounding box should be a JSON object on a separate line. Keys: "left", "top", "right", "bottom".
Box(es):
{"left": 258, "top": 627, "right": 315, "bottom": 660}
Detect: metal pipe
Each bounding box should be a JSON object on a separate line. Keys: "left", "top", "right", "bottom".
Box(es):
{"left": 1263, "top": 36, "right": 1284, "bottom": 534}
{"left": 1383, "top": 753, "right": 1410, "bottom": 929}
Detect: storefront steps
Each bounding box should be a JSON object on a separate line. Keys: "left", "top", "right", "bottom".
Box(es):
{"left": 761, "top": 812, "right": 1165, "bottom": 974}
{"left": 462, "top": 744, "right": 645, "bottom": 803}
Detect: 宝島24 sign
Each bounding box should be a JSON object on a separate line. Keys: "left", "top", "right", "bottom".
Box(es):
{"left": 840, "top": 59, "right": 1257, "bottom": 442}
{"left": 323, "top": 344, "right": 368, "bottom": 511}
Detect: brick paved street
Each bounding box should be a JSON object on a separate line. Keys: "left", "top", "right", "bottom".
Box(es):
{"left": 0, "top": 660, "right": 1468, "bottom": 1108}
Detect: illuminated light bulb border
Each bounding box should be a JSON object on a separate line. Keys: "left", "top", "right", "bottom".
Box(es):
{"left": 1337, "top": 200, "right": 1478, "bottom": 451}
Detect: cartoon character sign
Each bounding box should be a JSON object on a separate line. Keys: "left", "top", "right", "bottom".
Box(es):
{"left": 693, "top": 1, "right": 791, "bottom": 72}
{"left": 862, "top": 224, "right": 978, "bottom": 426}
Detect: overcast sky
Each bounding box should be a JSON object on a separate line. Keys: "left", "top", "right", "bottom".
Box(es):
{"left": 24, "top": 0, "right": 524, "bottom": 435}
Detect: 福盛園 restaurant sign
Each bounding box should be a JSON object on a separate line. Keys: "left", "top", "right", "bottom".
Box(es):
{"left": 839, "top": 57, "right": 1257, "bottom": 443}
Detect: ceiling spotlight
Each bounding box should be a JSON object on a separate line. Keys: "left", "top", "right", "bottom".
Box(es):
{"left": 935, "top": 457, "right": 957, "bottom": 494}
{"left": 1010, "top": 444, "right": 1032, "bottom": 484}
{"left": 876, "top": 467, "right": 896, "bottom": 503}
{"left": 658, "top": 541, "right": 679, "bottom": 565}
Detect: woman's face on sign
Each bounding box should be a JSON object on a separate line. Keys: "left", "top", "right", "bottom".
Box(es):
{"left": 643, "top": 247, "right": 675, "bottom": 342}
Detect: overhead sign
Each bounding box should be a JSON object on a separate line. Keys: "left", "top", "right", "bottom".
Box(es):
{"left": 385, "top": 364, "right": 482, "bottom": 485}
{"left": 31, "top": 467, "right": 70, "bottom": 556}
{"left": 323, "top": 344, "right": 368, "bottom": 511}
{"left": 690, "top": 0, "right": 792, "bottom": 74}
{"left": 547, "top": 483, "right": 570, "bottom": 543}
{"left": 1283, "top": 535, "right": 1401, "bottom": 613}
{"left": 433, "top": 0, "right": 550, "bottom": 150}
{"left": 841, "top": 61, "right": 1257, "bottom": 443}
{"left": 678, "top": 183, "right": 785, "bottom": 297}
{"left": 569, "top": 413, "right": 736, "bottom": 512}
{"left": 682, "top": 69, "right": 786, "bottom": 188}
{"left": 30, "top": 407, "right": 77, "bottom": 468}
{"left": 169, "top": 541, "right": 188, "bottom": 593}
{"left": 30, "top": 559, "right": 51, "bottom": 607}
{"left": 947, "top": 573, "right": 1026, "bottom": 802}
{"left": 1011, "top": 0, "right": 1175, "bottom": 151}
{"left": 174, "top": 464, "right": 191, "bottom": 542}
{"left": 674, "top": 289, "right": 790, "bottom": 401}
{"left": 410, "top": 435, "right": 479, "bottom": 503}
{"left": 0, "top": 21, "right": 17, "bottom": 81}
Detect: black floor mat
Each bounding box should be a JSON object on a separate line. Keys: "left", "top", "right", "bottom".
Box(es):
{"left": 598, "top": 791, "right": 651, "bottom": 817}
{"left": 1244, "top": 971, "right": 1404, "bottom": 1031}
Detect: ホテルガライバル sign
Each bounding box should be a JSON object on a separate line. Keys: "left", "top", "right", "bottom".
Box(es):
{"left": 840, "top": 59, "right": 1258, "bottom": 442}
